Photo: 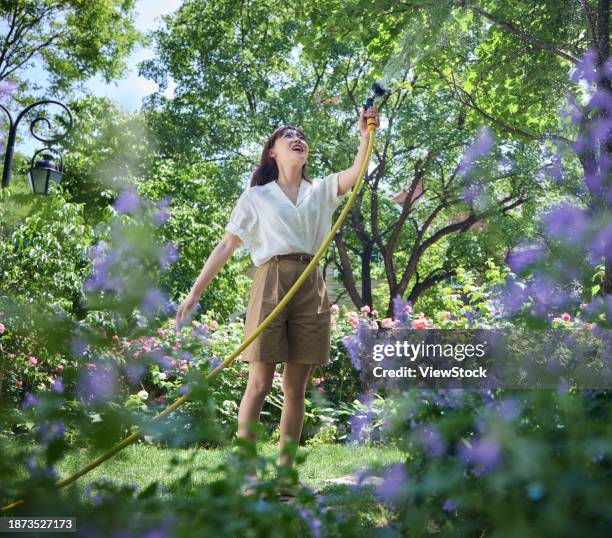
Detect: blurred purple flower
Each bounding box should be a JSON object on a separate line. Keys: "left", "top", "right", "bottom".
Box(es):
{"left": 588, "top": 224, "right": 612, "bottom": 265}
{"left": 142, "top": 288, "right": 170, "bottom": 317}
{"left": 71, "top": 336, "right": 89, "bottom": 357}
{"left": 498, "top": 398, "right": 522, "bottom": 421}
{"left": 442, "top": 498, "right": 459, "bottom": 512}
{"left": 375, "top": 463, "right": 408, "bottom": 502}
{"left": 392, "top": 295, "right": 413, "bottom": 324}
{"left": 464, "top": 182, "right": 481, "bottom": 204}
{"left": 52, "top": 377, "right": 64, "bottom": 394}
{"left": 78, "top": 366, "right": 116, "bottom": 403}
{"left": 36, "top": 420, "right": 65, "bottom": 445}
{"left": 114, "top": 187, "right": 141, "bottom": 215}
{"left": 153, "top": 198, "right": 171, "bottom": 226}
{"left": 23, "top": 393, "right": 40, "bottom": 409}
{"left": 541, "top": 203, "right": 589, "bottom": 244}
{"left": 126, "top": 363, "right": 146, "bottom": 384}
{"left": 418, "top": 425, "right": 446, "bottom": 457}
{"left": 584, "top": 172, "right": 603, "bottom": 197}
{"left": 570, "top": 48, "right": 599, "bottom": 84}
{"left": 342, "top": 335, "right": 362, "bottom": 370}
{"left": 457, "top": 437, "right": 501, "bottom": 472}
{"left": 458, "top": 127, "right": 495, "bottom": 177}
{"left": 506, "top": 242, "right": 546, "bottom": 273}
{"left": 588, "top": 88, "right": 612, "bottom": 113}
{"left": 298, "top": 509, "right": 322, "bottom": 538}
{"left": 159, "top": 242, "right": 179, "bottom": 271}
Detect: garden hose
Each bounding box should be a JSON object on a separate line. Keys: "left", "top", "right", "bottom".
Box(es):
{"left": 1, "top": 105, "right": 382, "bottom": 513}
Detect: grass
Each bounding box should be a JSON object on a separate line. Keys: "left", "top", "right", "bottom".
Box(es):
{"left": 5, "top": 438, "right": 405, "bottom": 532}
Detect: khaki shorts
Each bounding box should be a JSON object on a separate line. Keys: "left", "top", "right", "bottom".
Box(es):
{"left": 241, "top": 255, "right": 331, "bottom": 365}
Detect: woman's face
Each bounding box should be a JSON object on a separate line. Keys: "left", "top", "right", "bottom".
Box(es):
{"left": 269, "top": 128, "right": 309, "bottom": 166}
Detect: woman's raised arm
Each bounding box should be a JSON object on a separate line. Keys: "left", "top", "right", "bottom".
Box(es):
{"left": 337, "top": 106, "right": 380, "bottom": 196}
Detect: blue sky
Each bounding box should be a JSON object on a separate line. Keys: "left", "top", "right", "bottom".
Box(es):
{"left": 26, "top": 0, "right": 182, "bottom": 111}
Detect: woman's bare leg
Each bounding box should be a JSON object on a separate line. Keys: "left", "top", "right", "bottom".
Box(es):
{"left": 279, "top": 362, "right": 313, "bottom": 468}
{"left": 237, "top": 361, "right": 277, "bottom": 442}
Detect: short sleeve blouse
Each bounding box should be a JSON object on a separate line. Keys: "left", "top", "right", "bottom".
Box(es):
{"left": 225, "top": 171, "right": 348, "bottom": 267}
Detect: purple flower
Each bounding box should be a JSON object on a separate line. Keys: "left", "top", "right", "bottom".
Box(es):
{"left": 587, "top": 88, "right": 612, "bottom": 113}
{"left": 36, "top": 420, "right": 65, "bottom": 445}
{"left": 52, "top": 377, "right": 64, "bottom": 394}
{"left": 506, "top": 242, "right": 546, "bottom": 273}
{"left": 570, "top": 48, "right": 599, "bottom": 85}
{"left": 457, "top": 437, "right": 501, "bottom": 472}
{"left": 78, "top": 366, "right": 116, "bottom": 403}
{"left": 126, "top": 363, "right": 146, "bottom": 384}
{"left": 442, "top": 498, "right": 459, "bottom": 512}
{"left": 584, "top": 172, "right": 603, "bottom": 197}
{"left": 418, "top": 425, "right": 446, "bottom": 457}
{"left": 158, "top": 242, "right": 179, "bottom": 271}
{"left": 541, "top": 203, "right": 589, "bottom": 244}
{"left": 141, "top": 288, "right": 170, "bottom": 317}
{"left": 588, "top": 224, "right": 612, "bottom": 265}
{"left": 375, "top": 463, "right": 407, "bottom": 502}
{"left": 71, "top": 336, "right": 89, "bottom": 357}
{"left": 23, "top": 393, "right": 40, "bottom": 409}
{"left": 392, "top": 295, "right": 412, "bottom": 324}
{"left": 210, "top": 357, "right": 222, "bottom": 369}
{"left": 497, "top": 398, "right": 522, "bottom": 421}
{"left": 153, "top": 198, "right": 171, "bottom": 226}
{"left": 342, "top": 335, "right": 362, "bottom": 370}
{"left": 114, "top": 187, "right": 141, "bottom": 215}
{"left": 298, "top": 509, "right": 322, "bottom": 538}
{"left": 458, "top": 127, "right": 495, "bottom": 177}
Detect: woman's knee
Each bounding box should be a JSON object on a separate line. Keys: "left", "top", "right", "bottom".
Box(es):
{"left": 246, "top": 380, "right": 272, "bottom": 400}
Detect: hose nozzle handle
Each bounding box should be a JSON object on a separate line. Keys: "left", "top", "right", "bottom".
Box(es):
{"left": 363, "top": 82, "right": 389, "bottom": 110}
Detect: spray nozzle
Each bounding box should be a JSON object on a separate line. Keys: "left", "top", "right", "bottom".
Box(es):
{"left": 363, "top": 82, "right": 390, "bottom": 110}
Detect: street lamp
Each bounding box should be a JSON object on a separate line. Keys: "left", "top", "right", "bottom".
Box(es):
{"left": 27, "top": 149, "right": 64, "bottom": 195}
{"left": 1, "top": 99, "right": 73, "bottom": 193}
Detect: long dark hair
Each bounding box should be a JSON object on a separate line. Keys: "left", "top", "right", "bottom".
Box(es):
{"left": 250, "top": 125, "right": 311, "bottom": 187}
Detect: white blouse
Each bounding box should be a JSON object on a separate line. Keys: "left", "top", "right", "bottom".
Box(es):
{"left": 225, "top": 172, "right": 348, "bottom": 267}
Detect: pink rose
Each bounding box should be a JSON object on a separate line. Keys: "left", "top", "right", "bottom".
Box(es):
{"left": 86, "top": 363, "right": 97, "bottom": 370}
{"left": 112, "top": 335, "right": 120, "bottom": 342}
{"left": 170, "top": 359, "right": 177, "bottom": 369}
{"left": 371, "top": 309, "right": 378, "bottom": 317}
{"left": 16, "top": 380, "right": 23, "bottom": 387}
{"left": 210, "top": 320, "right": 219, "bottom": 329}
{"left": 347, "top": 311, "right": 359, "bottom": 320}
{"left": 381, "top": 318, "right": 394, "bottom": 329}
{"left": 360, "top": 305, "right": 371, "bottom": 314}
{"left": 180, "top": 364, "right": 189, "bottom": 373}
{"left": 158, "top": 396, "right": 166, "bottom": 403}
{"left": 561, "top": 312, "right": 571, "bottom": 322}
{"left": 330, "top": 304, "right": 340, "bottom": 315}
{"left": 0, "top": 322, "right": 5, "bottom": 334}
{"left": 370, "top": 320, "right": 379, "bottom": 329}
{"left": 443, "top": 311, "right": 451, "bottom": 320}
{"left": 350, "top": 318, "right": 359, "bottom": 329}
{"left": 27, "top": 356, "right": 38, "bottom": 366}
{"left": 56, "top": 364, "right": 64, "bottom": 373}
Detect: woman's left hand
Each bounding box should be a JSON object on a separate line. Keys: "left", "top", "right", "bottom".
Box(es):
{"left": 359, "top": 106, "right": 380, "bottom": 139}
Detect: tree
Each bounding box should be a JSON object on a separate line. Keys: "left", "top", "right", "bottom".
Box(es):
{"left": 138, "top": 0, "right": 543, "bottom": 318}
{"left": 0, "top": 0, "right": 140, "bottom": 93}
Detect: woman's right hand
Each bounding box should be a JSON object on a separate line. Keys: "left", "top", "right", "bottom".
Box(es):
{"left": 175, "top": 292, "right": 200, "bottom": 336}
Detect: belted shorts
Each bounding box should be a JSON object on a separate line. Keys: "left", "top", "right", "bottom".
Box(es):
{"left": 241, "top": 252, "right": 331, "bottom": 365}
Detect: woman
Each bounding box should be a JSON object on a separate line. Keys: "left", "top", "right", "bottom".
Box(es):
{"left": 175, "top": 106, "right": 380, "bottom": 476}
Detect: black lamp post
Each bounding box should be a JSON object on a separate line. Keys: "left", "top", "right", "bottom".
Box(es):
{"left": 1, "top": 99, "right": 73, "bottom": 193}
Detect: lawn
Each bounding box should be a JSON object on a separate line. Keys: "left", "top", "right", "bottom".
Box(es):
{"left": 5, "top": 439, "right": 405, "bottom": 533}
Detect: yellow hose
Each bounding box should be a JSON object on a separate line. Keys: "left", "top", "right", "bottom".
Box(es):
{"left": 1, "top": 118, "right": 378, "bottom": 512}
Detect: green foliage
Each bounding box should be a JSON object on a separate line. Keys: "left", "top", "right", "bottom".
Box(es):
{"left": 1, "top": 0, "right": 141, "bottom": 93}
